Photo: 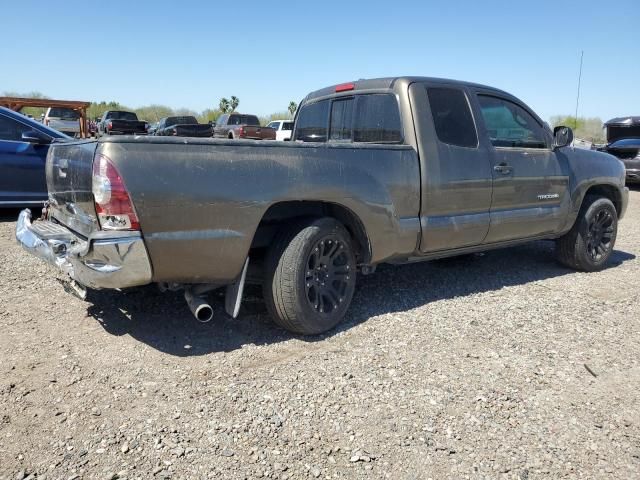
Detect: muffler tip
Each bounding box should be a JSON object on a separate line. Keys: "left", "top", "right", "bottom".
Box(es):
{"left": 194, "top": 304, "right": 214, "bottom": 323}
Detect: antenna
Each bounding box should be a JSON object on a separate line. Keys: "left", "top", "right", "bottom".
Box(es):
{"left": 574, "top": 50, "right": 584, "bottom": 130}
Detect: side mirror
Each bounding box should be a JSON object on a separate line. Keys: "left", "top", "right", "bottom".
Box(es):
{"left": 553, "top": 126, "right": 574, "bottom": 149}
{"left": 22, "top": 130, "right": 51, "bottom": 144}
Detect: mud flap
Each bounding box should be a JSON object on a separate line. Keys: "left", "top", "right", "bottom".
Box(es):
{"left": 225, "top": 257, "right": 249, "bottom": 318}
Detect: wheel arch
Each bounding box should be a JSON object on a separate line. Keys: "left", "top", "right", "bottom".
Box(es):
{"left": 582, "top": 183, "right": 623, "bottom": 216}
{"left": 250, "top": 200, "right": 372, "bottom": 265}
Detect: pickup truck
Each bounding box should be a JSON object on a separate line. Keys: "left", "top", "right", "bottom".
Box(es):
{"left": 96, "top": 111, "right": 148, "bottom": 137}
{"left": 213, "top": 113, "right": 276, "bottom": 140}
{"left": 154, "top": 116, "right": 212, "bottom": 137}
{"left": 596, "top": 116, "right": 640, "bottom": 183}
{"left": 266, "top": 119, "right": 294, "bottom": 141}
{"left": 16, "top": 76, "right": 629, "bottom": 335}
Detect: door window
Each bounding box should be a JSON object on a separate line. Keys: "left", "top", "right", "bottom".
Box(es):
{"left": 0, "top": 114, "right": 30, "bottom": 142}
{"left": 427, "top": 87, "right": 478, "bottom": 148}
{"left": 478, "top": 95, "right": 548, "bottom": 149}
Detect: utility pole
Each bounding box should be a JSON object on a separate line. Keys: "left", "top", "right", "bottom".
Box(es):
{"left": 574, "top": 50, "right": 584, "bottom": 130}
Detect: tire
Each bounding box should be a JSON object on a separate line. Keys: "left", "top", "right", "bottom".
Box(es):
{"left": 263, "top": 218, "right": 357, "bottom": 335}
{"left": 556, "top": 195, "right": 618, "bottom": 272}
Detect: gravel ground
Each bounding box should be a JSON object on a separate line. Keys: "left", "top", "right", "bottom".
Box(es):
{"left": 1, "top": 190, "right": 639, "bottom": 480}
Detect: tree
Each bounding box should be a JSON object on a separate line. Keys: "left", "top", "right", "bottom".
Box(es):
{"left": 550, "top": 115, "right": 605, "bottom": 143}
{"left": 288, "top": 101, "right": 297, "bottom": 117}
{"left": 219, "top": 98, "right": 230, "bottom": 113}
{"left": 230, "top": 96, "right": 239, "bottom": 112}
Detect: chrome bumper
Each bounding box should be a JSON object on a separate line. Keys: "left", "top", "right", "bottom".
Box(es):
{"left": 16, "top": 209, "right": 152, "bottom": 289}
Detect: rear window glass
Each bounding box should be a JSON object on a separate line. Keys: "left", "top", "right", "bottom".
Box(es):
{"left": 283, "top": 122, "right": 293, "bottom": 130}
{"left": 166, "top": 116, "right": 198, "bottom": 126}
{"left": 107, "top": 111, "right": 138, "bottom": 121}
{"left": 48, "top": 108, "right": 80, "bottom": 120}
{"left": 427, "top": 87, "right": 478, "bottom": 148}
{"left": 330, "top": 98, "right": 354, "bottom": 141}
{"left": 295, "top": 100, "right": 329, "bottom": 142}
{"left": 353, "top": 94, "right": 402, "bottom": 143}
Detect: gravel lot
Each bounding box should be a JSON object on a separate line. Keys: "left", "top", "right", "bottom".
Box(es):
{"left": 1, "top": 189, "right": 639, "bottom": 480}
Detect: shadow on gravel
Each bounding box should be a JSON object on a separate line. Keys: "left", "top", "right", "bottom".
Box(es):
{"left": 86, "top": 240, "right": 635, "bottom": 356}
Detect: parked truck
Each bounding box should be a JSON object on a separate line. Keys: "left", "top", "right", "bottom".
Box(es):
{"left": 213, "top": 113, "right": 276, "bottom": 140}
{"left": 153, "top": 116, "right": 213, "bottom": 137}
{"left": 17, "top": 76, "right": 629, "bottom": 335}
{"left": 96, "top": 111, "right": 148, "bottom": 137}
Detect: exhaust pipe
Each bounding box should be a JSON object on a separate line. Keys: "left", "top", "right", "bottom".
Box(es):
{"left": 184, "top": 289, "right": 214, "bottom": 323}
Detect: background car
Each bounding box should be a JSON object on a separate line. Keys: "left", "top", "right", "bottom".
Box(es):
{"left": 0, "top": 106, "right": 70, "bottom": 207}
{"left": 266, "top": 119, "right": 294, "bottom": 141}
{"left": 43, "top": 107, "right": 81, "bottom": 137}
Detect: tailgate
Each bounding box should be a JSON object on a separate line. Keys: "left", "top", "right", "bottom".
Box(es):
{"left": 175, "top": 124, "right": 212, "bottom": 137}
{"left": 245, "top": 126, "right": 275, "bottom": 139}
{"left": 46, "top": 141, "right": 100, "bottom": 236}
{"left": 111, "top": 120, "right": 147, "bottom": 133}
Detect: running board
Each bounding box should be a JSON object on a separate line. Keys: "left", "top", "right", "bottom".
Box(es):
{"left": 225, "top": 257, "right": 249, "bottom": 318}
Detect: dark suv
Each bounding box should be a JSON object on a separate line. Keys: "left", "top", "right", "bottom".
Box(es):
{"left": 597, "top": 116, "right": 640, "bottom": 183}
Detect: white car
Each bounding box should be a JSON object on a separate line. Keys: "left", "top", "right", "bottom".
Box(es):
{"left": 43, "top": 107, "right": 81, "bottom": 136}
{"left": 266, "top": 119, "right": 294, "bottom": 141}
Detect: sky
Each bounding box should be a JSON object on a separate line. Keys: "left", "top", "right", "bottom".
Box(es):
{"left": 1, "top": 0, "right": 639, "bottom": 122}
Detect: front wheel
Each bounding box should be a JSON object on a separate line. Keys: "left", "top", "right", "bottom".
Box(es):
{"left": 556, "top": 195, "right": 618, "bottom": 271}
{"left": 263, "top": 218, "right": 357, "bottom": 335}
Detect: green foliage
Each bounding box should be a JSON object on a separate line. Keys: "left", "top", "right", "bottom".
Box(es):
{"left": 550, "top": 115, "right": 605, "bottom": 143}
{"left": 219, "top": 98, "right": 230, "bottom": 114}
{"left": 288, "top": 101, "right": 297, "bottom": 117}
{"left": 230, "top": 96, "right": 239, "bottom": 112}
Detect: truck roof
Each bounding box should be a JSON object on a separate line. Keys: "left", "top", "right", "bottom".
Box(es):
{"left": 303, "top": 76, "right": 512, "bottom": 102}
{"left": 604, "top": 116, "right": 640, "bottom": 127}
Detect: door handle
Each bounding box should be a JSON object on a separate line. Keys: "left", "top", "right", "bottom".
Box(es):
{"left": 493, "top": 163, "right": 513, "bottom": 175}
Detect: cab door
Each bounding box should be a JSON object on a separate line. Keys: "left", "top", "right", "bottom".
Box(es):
{"left": 471, "top": 92, "right": 570, "bottom": 243}
{"left": 410, "top": 82, "right": 494, "bottom": 252}
{"left": 0, "top": 112, "right": 48, "bottom": 205}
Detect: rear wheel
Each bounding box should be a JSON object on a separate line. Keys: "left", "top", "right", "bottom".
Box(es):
{"left": 263, "top": 218, "right": 357, "bottom": 335}
{"left": 556, "top": 195, "right": 618, "bottom": 271}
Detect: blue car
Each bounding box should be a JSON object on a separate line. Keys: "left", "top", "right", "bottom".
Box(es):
{"left": 0, "top": 106, "right": 70, "bottom": 207}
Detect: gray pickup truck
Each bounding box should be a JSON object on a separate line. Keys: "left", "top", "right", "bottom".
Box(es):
{"left": 16, "top": 76, "right": 629, "bottom": 335}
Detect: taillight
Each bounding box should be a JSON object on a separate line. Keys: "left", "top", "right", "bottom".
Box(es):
{"left": 92, "top": 154, "right": 140, "bottom": 231}
{"left": 335, "top": 82, "right": 355, "bottom": 92}
{"left": 238, "top": 126, "right": 245, "bottom": 138}
{"left": 107, "top": 121, "right": 112, "bottom": 130}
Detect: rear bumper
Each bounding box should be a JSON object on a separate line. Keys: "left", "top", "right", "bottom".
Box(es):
{"left": 16, "top": 209, "right": 152, "bottom": 289}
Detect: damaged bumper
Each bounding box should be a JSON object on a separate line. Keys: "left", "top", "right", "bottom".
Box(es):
{"left": 16, "top": 209, "right": 152, "bottom": 290}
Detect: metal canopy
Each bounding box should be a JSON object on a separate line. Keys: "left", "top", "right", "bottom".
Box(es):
{"left": 0, "top": 97, "right": 91, "bottom": 138}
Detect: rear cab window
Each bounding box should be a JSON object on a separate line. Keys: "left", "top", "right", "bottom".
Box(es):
{"left": 47, "top": 108, "right": 80, "bottom": 120}
{"left": 427, "top": 87, "right": 478, "bottom": 148}
{"left": 294, "top": 93, "right": 402, "bottom": 144}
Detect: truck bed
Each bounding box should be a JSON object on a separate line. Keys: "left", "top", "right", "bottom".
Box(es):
{"left": 46, "top": 136, "right": 421, "bottom": 284}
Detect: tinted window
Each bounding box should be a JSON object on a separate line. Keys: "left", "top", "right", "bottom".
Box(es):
{"left": 217, "top": 114, "right": 228, "bottom": 126}
{"left": 295, "top": 100, "right": 329, "bottom": 142}
{"left": 478, "top": 95, "right": 547, "bottom": 149}
{"left": 267, "top": 122, "right": 278, "bottom": 129}
{"left": 330, "top": 98, "right": 354, "bottom": 141}
{"left": 243, "top": 115, "right": 260, "bottom": 126}
{"left": 353, "top": 94, "right": 402, "bottom": 143}
{"left": 283, "top": 122, "right": 293, "bottom": 130}
{"left": 48, "top": 108, "right": 79, "bottom": 120}
{"left": 107, "top": 111, "right": 138, "bottom": 121}
{"left": 0, "top": 114, "right": 31, "bottom": 141}
{"left": 427, "top": 88, "right": 478, "bottom": 148}
{"left": 166, "top": 116, "right": 198, "bottom": 126}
